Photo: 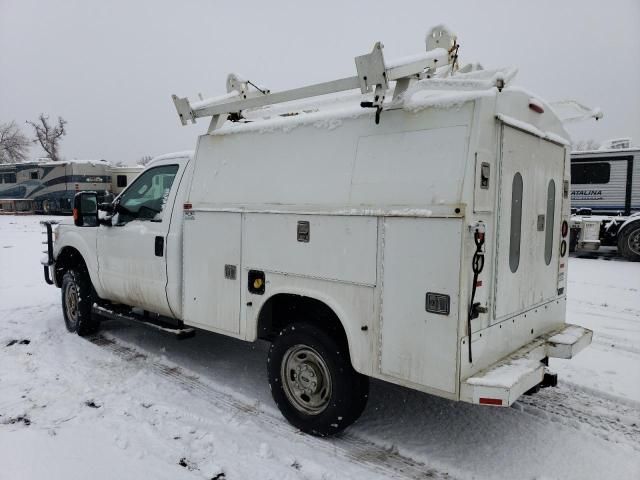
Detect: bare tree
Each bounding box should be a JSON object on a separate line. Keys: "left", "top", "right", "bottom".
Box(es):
{"left": 138, "top": 155, "right": 154, "bottom": 166}
{"left": 573, "top": 139, "right": 600, "bottom": 151}
{"left": 27, "top": 114, "right": 67, "bottom": 162}
{"left": 0, "top": 121, "right": 31, "bottom": 163}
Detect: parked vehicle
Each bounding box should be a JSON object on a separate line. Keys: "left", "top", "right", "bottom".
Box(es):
{"left": 569, "top": 143, "right": 640, "bottom": 260}
{"left": 41, "top": 26, "right": 592, "bottom": 436}
{"left": 0, "top": 159, "right": 112, "bottom": 214}
{"left": 110, "top": 166, "right": 143, "bottom": 195}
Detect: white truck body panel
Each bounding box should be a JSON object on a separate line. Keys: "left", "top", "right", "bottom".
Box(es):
{"left": 380, "top": 217, "right": 462, "bottom": 394}
{"left": 183, "top": 211, "right": 242, "bottom": 334}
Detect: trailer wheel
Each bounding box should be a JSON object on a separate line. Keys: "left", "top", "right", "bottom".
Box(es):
{"left": 267, "top": 322, "right": 369, "bottom": 436}
{"left": 61, "top": 268, "right": 100, "bottom": 336}
{"left": 617, "top": 223, "right": 640, "bottom": 261}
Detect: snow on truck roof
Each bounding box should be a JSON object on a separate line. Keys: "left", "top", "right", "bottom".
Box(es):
{"left": 211, "top": 69, "right": 513, "bottom": 137}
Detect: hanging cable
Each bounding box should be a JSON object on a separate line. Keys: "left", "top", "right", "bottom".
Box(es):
{"left": 467, "top": 225, "right": 485, "bottom": 363}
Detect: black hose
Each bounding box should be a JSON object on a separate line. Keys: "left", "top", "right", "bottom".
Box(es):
{"left": 467, "top": 229, "right": 485, "bottom": 363}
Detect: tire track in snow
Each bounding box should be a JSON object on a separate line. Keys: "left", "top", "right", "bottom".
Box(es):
{"left": 515, "top": 383, "right": 640, "bottom": 451}
{"left": 90, "top": 334, "right": 454, "bottom": 480}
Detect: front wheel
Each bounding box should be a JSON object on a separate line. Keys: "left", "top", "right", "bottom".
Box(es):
{"left": 61, "top": 268, "right": 100, "bottom": 336}
{"left": 617, "top": 223, "right": 640, "bottom": 261}
{"left": 267, "top": 322, "right": 369, "bottom": 436}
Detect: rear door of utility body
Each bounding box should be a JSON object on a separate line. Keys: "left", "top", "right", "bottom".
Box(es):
{"left": 494, "top": 124, "right": 565, "bottom": 320}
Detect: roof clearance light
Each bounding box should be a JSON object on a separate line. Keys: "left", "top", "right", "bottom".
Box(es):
{"left": 529, "top": 98, "right": 544, "bottom": 114}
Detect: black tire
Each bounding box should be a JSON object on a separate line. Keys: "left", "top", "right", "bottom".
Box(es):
{"left": 61, "top": 267, "right": 100, "bottom": 336}
{"left": 267, "top": 322, "right": 369, "bottom": 437}
{"left": 617, "top": 223, "right": 640, "bottom": 261}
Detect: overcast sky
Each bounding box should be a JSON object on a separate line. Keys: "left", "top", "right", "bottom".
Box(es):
{"left": 1, "top": 0, "right": 639, "bottom": 164}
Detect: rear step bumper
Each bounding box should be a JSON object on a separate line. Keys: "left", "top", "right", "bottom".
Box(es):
{"left": 460, "top": 323, "right": 592, "bottom": 407}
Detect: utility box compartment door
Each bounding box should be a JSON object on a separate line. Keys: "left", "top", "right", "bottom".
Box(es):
{"left": 183, "top": 211, "right": 242, "bottom": 335}
{"left": 380, "top": 218, "right": 461, "bottom": 394}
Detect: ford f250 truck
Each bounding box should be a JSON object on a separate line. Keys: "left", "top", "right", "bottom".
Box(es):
{"left": 41, "top": 26, "right": 592, "bottom": 436}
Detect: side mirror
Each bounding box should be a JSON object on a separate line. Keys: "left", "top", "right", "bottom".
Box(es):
{"left": 73, "top": 191, "right": 99, "bottom": 227}
{"left": 98, "top": 202, "right": 115, "bottom": 214}
{"left": 102, "top": 192, "right": 115, "bottom": 204}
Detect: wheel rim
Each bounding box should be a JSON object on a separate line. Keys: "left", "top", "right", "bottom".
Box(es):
{"left": 65, "top": 283, "right": 79, "bottom": 323}
{"left": 629, "top": 229, "right": 640, "bottom": 255}
{"left": 281, "top": 344, "right": 332, "bottom": 415}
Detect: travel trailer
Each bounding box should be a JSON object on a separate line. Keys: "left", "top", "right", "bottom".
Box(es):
{"left": 569, "top": 142, "right": 640, "bottom": 260}
{"left": 42, "top": 26, "right": 592, "bottom": 436}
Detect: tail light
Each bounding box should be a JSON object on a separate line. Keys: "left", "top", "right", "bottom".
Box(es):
{"left": 561, "top": 220, "right": 568, "bottom": 238}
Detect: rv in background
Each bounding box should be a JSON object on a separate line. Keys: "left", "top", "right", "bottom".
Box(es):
{"left": 0, "top": 160, "right": 143, "bottom": 214}
{"left": 110, "top": 166, "right": 143, "bottom": 195}
{"left": 570, "top": 139, "right": 640, "bottom": 260}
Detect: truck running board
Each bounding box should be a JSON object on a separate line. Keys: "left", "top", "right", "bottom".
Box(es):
{"left": 92, "top": 305, "right": 196, "bottom": 340}
{"left": 460, "top": 324, "right": 592, "bottom": 407}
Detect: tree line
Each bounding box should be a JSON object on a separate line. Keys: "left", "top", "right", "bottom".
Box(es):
{"left": 1, "top": 115, "right": 154, "bottom": 165}
{"left": 0, "top": 115, "right": 67, "bottom": 163}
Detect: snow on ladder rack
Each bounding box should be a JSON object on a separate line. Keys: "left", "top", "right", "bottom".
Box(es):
{"left": 172, "top": 25, "right": 484, "bottom": 133}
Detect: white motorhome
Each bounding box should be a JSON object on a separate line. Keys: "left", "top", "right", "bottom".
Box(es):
{"left": 42, "top": 26, "right": 591, "bottom": 436}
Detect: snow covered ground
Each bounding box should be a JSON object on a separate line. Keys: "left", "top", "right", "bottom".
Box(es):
{"left": 1, "top": 215, "right": 639, "bottom": 480}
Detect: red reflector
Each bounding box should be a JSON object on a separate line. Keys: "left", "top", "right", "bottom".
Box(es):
{"left": 72, "top": 208, "right": 79, "bottom": 221}
{"left": 183, "top": 202, "right": 192, "bottom": 210}
{"left": 529, "top": 98, "right": 544, "bottom": 114}
{"left": 479, "top": 397, "right": 503, "bottom": 406}
{"left": 560, "top": 263, "right": 565, "bottom": 268}
{"left": 475, "top": 280, "right": 483, "bottom": 287}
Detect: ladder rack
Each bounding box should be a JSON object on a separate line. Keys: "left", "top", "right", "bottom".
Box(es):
{"left": 172, "top": 26, "right": 459, "bottom": 132}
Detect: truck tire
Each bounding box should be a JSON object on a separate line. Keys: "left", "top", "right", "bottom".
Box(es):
{"left": 61, "top": 268, "right": 100, "bottom": 336}
{"left": 617, "top": 223, "right": 640, "bottom": 261}
{"left": 267, "top": 322, "right": 369, "bottom": 436}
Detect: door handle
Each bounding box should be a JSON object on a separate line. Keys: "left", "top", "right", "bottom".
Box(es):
{"left": 155, "top": 236, "right": 164, "bottom": 257}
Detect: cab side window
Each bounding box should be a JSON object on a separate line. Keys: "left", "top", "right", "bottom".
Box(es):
{"left": 117, "top": 165, "right": 179, "bottom": 223}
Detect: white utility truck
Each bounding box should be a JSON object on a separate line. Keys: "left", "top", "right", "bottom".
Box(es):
{"left": 569, "top": 142, "right": 640, "bottom": 260}
{"left": 42, "top": 26, "right": 592, "bottom": 436}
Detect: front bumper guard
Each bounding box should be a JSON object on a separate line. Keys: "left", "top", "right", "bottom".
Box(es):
{"left": 40, "top": 220, "right": 58, "bottom": 285}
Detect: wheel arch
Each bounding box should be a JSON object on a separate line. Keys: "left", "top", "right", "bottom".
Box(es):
{"left": 54, "top": 246, "right": 88, "bottom": 286}
{"left": 619, "top": 214, "right": 640, "bottom": 236}
{"left": 256, "top": 291, "right": 356, "bottom": 369}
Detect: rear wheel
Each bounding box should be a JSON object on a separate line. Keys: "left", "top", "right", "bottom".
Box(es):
{"left": 267, "top": 322, "right": 369, "bottom": 436}
{"left": 61, "top": 267, "right": 100, "bottom": 336}
{"left": 617, "top": 223, "right": 640, "bottom": 261}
